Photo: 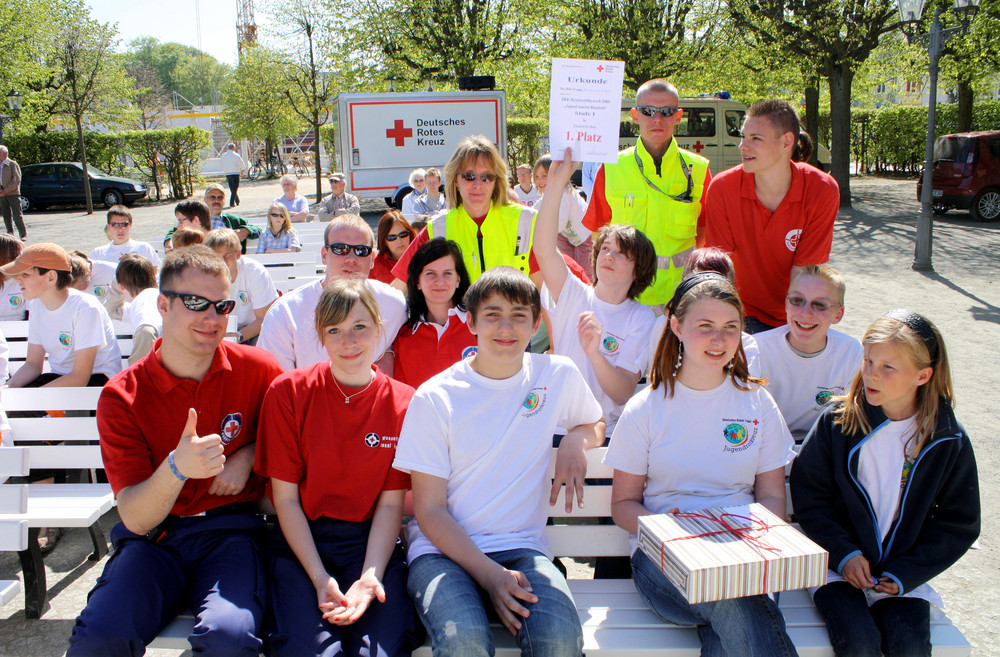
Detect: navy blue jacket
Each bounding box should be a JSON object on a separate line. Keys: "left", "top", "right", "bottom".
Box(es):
{"left": 789, "top": 400, "right": 979, "bottom": 595}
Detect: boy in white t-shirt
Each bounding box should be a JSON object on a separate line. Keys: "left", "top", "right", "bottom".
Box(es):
{"left": 90, "top": 205, "right": 161, "bottom": 268}
{"left": 205, "top": 228, "right": 278, "bottom": 346}
{"left": 115, "top": 254, "right": 162, "bottom": 365}
{"left": 394, "top": 266, "right": 604, "bottom": 657}
{"left": 3, "top": 242, "right": 122, "bottom": 389}
{"left": 533, "top": 149, "right": 656, "bottom": 434}
{"left": 755, "top": 264, "right": 863, "bottom": 440}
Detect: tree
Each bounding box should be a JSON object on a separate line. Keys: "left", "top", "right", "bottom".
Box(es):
{"left": 125, "top": 37, "right": 231, "bottom": 106}
{"left": 729, "top": 0, "right": 901, "bottom": 206}
{"left": 48, "top": 1, "right": 136, "bottom": 214}
{"left": 127, "top": 60, "right": 169, "bottom": 130}
{"left": 362, "top": 0, "right": 540, "bottom": 82}
{"left": 562, "top": 0, "right": 723, "bottom": 90}
{"left": 221, "top": 46, "right": 303, "bottom": 173}
{"left": 266, "top": 0, "right": 335, "bottom": 201}
{"left": 939, "top": 0, "right": 1000, "bottom": 131}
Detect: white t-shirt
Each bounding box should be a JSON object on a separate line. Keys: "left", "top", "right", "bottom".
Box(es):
{"left": 394, "top": 353, "right": 602, "bottom": 561}
{"left": 90, "top": 240, "right": 162, "bottom": 268}
{"left": 0, "top": 278, "right": 26, "bottom": 320}
{"left": 231, "top": 257, "right": 279, "bottom": 330}
{"left": 755, "top": 326, "right": 863, "bottom": 438}
{"left": 0, "top": 326, "right": 8, "bottom": 383}
{"left": 545, "top": 186, "right": 588, "bottom": 246}
{"left": 604, "top": 379, "right": 794, "bottom": 550}
{"left": 88, "top": 259, "right": 118, "bottom": 304}
{"left": 257, "top": 277, "right": 406, "bottom": 371}
{"left": 122, "top": 287, "right": 162, "bottom": 334}
{"left": 642, "top": 314, "right": 761, "bottom": 378}
{"left": 220, "top": 149, "right": 245, "bottom": 175}
{"left": 514, "top": 184, "right": 542, "bottom": 207}
{"left": 27, "top": 289, "right": 122, "bottom": 377}
{"left": 542, "top": 275, "right": 654, "bottom": 433}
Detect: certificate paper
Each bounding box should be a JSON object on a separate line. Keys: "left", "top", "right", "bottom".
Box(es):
{"left": 548, "top": 58, "right": 625, "bottom": 163}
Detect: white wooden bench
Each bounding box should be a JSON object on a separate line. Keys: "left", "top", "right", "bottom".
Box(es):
{"left": 0, "top": 448, "right": 31, "bottom": 607}
{"left": 147, "top": 446, "right": 971, "bottom": 655}
{"left": 0, "top": 387, "right": 115, "bottom": 618}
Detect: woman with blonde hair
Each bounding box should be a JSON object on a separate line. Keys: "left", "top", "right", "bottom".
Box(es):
{"left": 388, "top": 135, "right": 538, "bottom": 286}
{"left": 257, "top": 203, "right": 302, "bottom": 254}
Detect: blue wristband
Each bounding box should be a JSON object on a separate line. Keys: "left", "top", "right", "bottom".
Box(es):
{"left": 167, "top": 450, "right": 188, "bottom": 482}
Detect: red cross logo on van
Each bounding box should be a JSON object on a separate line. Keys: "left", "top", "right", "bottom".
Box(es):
{"left": 386, "top": 120, "right": 413, "bottom": 147}
{"left": 691, "top": 141, "right": 705, "bottom": 153}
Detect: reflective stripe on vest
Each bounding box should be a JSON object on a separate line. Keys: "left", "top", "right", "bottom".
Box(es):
{"left": 602, "top": 139, "right": 709, "bottom": 305}
{"left": 427, "top": 203, "right": 537, "bottom": 282}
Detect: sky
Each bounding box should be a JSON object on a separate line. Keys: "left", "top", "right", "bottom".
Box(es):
{"left": 86, "top": 0, "right": 265, "bottom": 66}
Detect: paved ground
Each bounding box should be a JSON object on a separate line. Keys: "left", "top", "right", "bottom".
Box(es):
{"left": 1, "top": 175, "right": 997, "bottom": 656}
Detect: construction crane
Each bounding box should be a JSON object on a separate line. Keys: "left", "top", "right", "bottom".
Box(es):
{"left": 236, "top": 0, "right": 258, "bottom": 57}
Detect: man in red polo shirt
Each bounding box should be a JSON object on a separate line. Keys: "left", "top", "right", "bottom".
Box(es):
{"left": 68, "top": 245, "right": 283, "bottom": 657}
{"left": 703, "top": 99, "right": 838, "bottom": 333}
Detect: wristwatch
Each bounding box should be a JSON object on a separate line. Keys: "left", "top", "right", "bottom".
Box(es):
{"left": 236, "top": 331, "right": 244, "bottom": 343}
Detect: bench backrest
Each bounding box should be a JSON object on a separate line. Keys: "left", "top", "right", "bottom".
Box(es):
{"left": 1, "top": 387, "right": 103, "bottom": 470}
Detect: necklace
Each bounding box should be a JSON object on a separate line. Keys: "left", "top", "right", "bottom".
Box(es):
{"left": 331, "top": 368, "right": 375, "bottom": 404}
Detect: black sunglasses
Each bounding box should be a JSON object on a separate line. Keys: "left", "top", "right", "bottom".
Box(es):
{"left": 326, "top": 243, "right": 373, "bottom": 257}
{"left": 636, "top": 105, "right": 679, "bottom": 118}
{"left": 459, "top": 171, "right": 498, "bottom": 183}
{"left": 109, "top": 221, "right": 130, "bottom": 229}
{"left": 161, "top": 290, "right": 236, "bottom": 315}
{"left": 385, "top": 231, "right": 412, "bottom": 242}
{"left": 786, "top": 296, "right": 841, "bottom": 313}
{"left": 269, "top": 212, "right": 283, "bottom": 218}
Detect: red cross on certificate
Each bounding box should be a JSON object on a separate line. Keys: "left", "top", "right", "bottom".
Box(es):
{"left": 386, "top": 119, "right": 412, "bottom": 147}
{"left": 597, "top": 65, "right": 604, "bottom": 72}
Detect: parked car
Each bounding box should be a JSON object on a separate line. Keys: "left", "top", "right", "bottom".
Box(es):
{"left": 917, "top": 131, "right": 1000, "bottom": 222}
{"left": 18, "top": 162, "right": 148, "bottom": 212}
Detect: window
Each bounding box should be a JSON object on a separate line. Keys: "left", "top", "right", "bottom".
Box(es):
{"left": 676, "top": 108, "right": 715, "bottom": 138}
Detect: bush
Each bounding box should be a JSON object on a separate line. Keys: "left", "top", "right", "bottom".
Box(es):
{"left": 5, "top": 127, "right": 211, "bottom": 201}
{"left": 507, "top": 117, "right": 547, "bottom": 173}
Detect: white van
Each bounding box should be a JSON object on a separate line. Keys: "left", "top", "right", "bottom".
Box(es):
{"left": 619, "top": 94, "right": 747, "bottom": 176}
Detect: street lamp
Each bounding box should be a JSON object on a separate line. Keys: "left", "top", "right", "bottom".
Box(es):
{"left": 898, "top": 0, "right": 979, "bottom": 271}
{"left": 386, "top": 76, "right": 398, "bottom": 93}
{"left": 0, "top": 89, "right": 22, "bottom": 145}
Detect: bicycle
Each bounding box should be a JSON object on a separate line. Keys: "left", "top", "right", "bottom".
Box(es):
{"left": 291, "top": 155, "right": 310, "bottom": 178}
{"left": 247, "top": 153, "right": 287, "bottom": 180}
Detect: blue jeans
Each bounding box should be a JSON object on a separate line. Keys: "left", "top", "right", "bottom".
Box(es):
{"left": 813, "top": 581, "right": 931, "bottom": 657}
{"left": 407, "top": 549, "right": 582, "bottom": 657}
{"left": 226, "top": 173, "right": 241, "bottom": 206}
{"left": 631, "top": 550, "right": 798, "bottom": 657}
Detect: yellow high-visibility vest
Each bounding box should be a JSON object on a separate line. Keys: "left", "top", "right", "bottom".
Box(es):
{"left": 427, "top": 202, "right": 537, "bottom": 282}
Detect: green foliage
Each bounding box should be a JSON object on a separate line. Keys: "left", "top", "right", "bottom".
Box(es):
{"left": 220, "top": 46, "right": 304, "bottom": 146}
{"left": 5, "top": 126, "right": 210, "bottom": 200}
{"left": 507, "top": 117, "right": 547, "bottom": 171}
{"left": 124, "top": 37, "right": 231, "bottom": 106}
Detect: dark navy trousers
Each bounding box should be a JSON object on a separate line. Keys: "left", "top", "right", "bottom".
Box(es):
{"left": 68, "top": 512, "right": 267, "bottom": 657}
{"left": 264, "top": 517, "right": 421, "bottom": 657}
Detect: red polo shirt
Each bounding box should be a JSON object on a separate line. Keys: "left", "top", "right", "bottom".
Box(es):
{"left": 703, "top": 161, "right": 839, "bottom": 326}
{"left": 98, "top": 339, "right": 283, "bottom": 516}
{"left": 392, "top": 309, "right": 478, "bottom": 389}
{"left": 256, "top": 365, "right": 412, "bottom": 522}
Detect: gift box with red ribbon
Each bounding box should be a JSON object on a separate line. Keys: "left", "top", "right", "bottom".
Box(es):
{"left": 637, "top": 503, "right": 828, "bottom": 604}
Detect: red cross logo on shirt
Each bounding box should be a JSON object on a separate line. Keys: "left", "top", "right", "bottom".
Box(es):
{"left": 691, "top": 141, "right": 705, "bottom": 153}
{"left": 220, "top": 412, "right": 243, "bottom": 444}
{"left": 752, "top": 419, "right": 759, "bottom": 425}
{"left": 386, "top": 119, "right": 413, "bottom": 147}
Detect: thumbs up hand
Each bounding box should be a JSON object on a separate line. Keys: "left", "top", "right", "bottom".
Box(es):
{"left": 172, "top": 408, "right": 227, "bottom": 480}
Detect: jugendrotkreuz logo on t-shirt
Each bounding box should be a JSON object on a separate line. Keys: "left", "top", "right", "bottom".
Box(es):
{"left": 221, "top": 413, "right": 243, "bottom": 444}
{"left": 9, "top": 295, "right": 22, "bottom": 307}
{"left": 602, "top": 334, "right": 621, "bottom": 354}
{"left": 522, "top": 387, "right": 548, "bottom": 418}
{"left": 721, "top": 417, "right": 759, "bottom": 453}
{"left": 815, "top": 386, "right": 845, "bottom": 406}
{"left": 93, "top": 286, "right": 107, "bottom": 298}
{"left": 58, "top": 333, "right": 71, "bottom": 347}
{"left": 239, "top": 291, "right": 249, "bottom": 304}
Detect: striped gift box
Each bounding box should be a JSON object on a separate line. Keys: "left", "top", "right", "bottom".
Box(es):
{"left": 637, "top": 503, "right": 828, "bottom": 604}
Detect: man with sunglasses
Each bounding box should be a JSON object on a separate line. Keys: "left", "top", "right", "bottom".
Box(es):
{"left": 317, "top": 172, "right": 361, "bottom": 221}
{"left": 69, "top": 245, "right": 284, "bottom": 657}
{"left": 582, "top": 79, "right": 711, "bottom": 308}
{"left": 257, "top": 214, "right": 406, "bottom": 372}
{"left": 91, "top": 205, "right": 161, "bottom": 268}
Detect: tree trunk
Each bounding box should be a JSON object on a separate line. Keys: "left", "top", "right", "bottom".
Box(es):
{"left": 804, "top": 76, "right": 820, "bottom": 167}
{"left": 76, "top": 115, "right": 94, "bottom": 214}
{"left": 828, "top": 63, "right": 854, "bottom": 208}
{"left": 313, "top": 111, "right": 323, "bottom": 203}
{"left": 956, "top": 76, "right": 974, "bottom": 132}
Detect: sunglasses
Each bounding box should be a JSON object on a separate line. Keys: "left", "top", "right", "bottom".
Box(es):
{"left": 109, "top": 222, "right": 130, "bottom": 229}
{"left": 459, "top": 171, "right": 498, "bottom": 183}
{"left": 385, "top": 231, "right": 412, "bottom": 242}
{"left": 161, "top": 290, "right": 236, "bottom": 315}
{"left": 786, "top": 296, "right": 841, "bottom": 313}
{"left": 326, "top": 243, "right": 373, "bottom": 257}
{"left": 269, "top": 212, "right": 283, "bottom": 218}
{"left": 636, "top": 105, "right": 679, "bottom": 118}
{"left": 413, "top": 178, "right": 424, "bottom": 183}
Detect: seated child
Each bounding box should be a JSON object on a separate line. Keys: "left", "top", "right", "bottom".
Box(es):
{"left": 755, "top": 264, "right": 862, "bottom": 440}
{"left": 394, "top": 266, "right": 605, "bottom": 657}
{"left": 204, "top": 229, "right": 278, "bottom": 346}
{"left": 790, "top": 310, "right": 979, "bottom": 657}
{"left": 115, "top": 254, "right": 161, "bottom": 365}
